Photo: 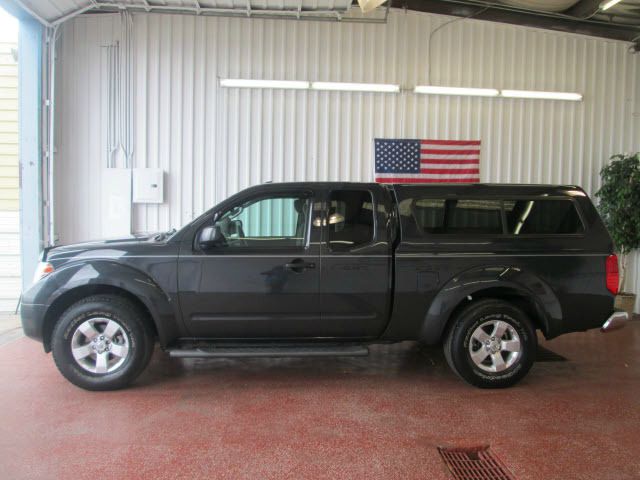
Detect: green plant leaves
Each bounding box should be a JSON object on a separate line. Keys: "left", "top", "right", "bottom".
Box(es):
{"left": 596, "top": 152, "right": 640, "bottom": 256}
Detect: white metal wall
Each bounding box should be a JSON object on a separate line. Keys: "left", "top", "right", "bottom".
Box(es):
{"left": 55, "top": 10, "right": 640, "bottom": 307}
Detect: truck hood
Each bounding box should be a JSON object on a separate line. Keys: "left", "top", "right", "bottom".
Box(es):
{"left": 44, "top": 233, "right": 162, "bottom": 261}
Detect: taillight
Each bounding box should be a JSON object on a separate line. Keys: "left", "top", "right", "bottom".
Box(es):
{"left": 605, "top": 254, "right": 619, "bottom": 295}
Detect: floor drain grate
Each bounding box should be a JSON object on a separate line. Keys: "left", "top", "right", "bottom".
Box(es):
{"left": 438, "top": 445, "right": 516, "bottom": 480}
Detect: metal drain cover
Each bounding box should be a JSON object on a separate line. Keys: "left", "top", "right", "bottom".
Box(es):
{"left": 438, "top": 445, "right": 516, "bottom": 480}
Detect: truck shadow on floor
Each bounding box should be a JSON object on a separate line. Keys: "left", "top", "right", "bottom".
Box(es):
{"left": 134, "top": 341, "right": 567, "bottom": 389}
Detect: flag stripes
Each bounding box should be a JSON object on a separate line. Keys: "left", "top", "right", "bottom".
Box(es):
{"left": 420, "top": 149, "right": 481, "bottom": 155}
{"left": 421, "top": 168, "right": 480, "bottom": 174}
{"left": 373, "top": 177, "right": 479, "bottom": 183}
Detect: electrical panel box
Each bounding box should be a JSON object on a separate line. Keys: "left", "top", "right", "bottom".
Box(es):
{"left": 133, "top": 168, "right": 164, "bottom": 204}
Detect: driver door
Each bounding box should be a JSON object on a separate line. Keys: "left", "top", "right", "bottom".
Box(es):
{"left": 178, "top": 188, "right": 322, "bottom": 339}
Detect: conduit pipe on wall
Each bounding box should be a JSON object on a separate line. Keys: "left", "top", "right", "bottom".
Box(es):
{"left": 104, "top": 13, "right": 134, "bottom": 234}
{"left": 46, "top": 25, "right": 58, "bottom": 246}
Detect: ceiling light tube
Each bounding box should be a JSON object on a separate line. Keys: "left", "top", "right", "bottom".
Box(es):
{"left": 311, "top": 82, "right": 400, "bottom": 93}
{"left": 600, "top": 0, "right": 622, "bottom": 10}
{"left": 501, "top": 90, "right": 582, "bottom": 101}
{"left": 220, "top": 78, "right": 310, "bottom": 89}
{"left": 413, "top": 85, "right": 499, "bottom": 97}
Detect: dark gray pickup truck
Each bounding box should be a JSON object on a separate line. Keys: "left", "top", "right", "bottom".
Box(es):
{"left": 21, "top": 182, "right": 627, "bottom": 390}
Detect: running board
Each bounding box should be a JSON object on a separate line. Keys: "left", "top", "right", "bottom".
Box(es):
{"left": 168, "top": 344, "right": 369, "bottom": 359}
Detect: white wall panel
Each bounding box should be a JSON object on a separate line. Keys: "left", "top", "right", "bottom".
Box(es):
{"left": 55, "top": 15, "right": 124, "bottom": 242}
{"left": 55, "top": 10, "right": 640, "bottom": 307}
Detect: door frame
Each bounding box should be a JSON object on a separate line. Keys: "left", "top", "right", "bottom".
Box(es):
{"left": 177, "top": 185, "right": 325, "bottom": 339}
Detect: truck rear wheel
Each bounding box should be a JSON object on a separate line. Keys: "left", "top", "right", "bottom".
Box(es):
{"left": 51, "top": 295, "right": 154, "bottom": 391}
{"left": 443, "top": 299, "right": 537, "bottom": 388}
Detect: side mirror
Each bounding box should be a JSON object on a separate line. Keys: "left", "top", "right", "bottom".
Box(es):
{"left": 198, "top": 225, "right": 225, "bottom": 250}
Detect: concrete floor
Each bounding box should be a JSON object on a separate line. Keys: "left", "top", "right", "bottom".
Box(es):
{"left": 0, "top": 313, "right": 23, "bottom": 346}
{"left": 0, "top": 319, "right": 638, "bottom": 480}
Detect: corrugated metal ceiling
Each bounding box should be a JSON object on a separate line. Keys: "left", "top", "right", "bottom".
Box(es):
{"left": 18, "top": 0, "right": 354, "bottom": 24}
{"left": 20, "top": 0, "right": 83, "bottom": 23}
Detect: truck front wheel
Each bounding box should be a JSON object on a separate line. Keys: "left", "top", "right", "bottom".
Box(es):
{"left": 443, "top": 299, "right": 537, "bottom": 388}
{"left": 51, "top": 295, "right": 154, "bottom": 391}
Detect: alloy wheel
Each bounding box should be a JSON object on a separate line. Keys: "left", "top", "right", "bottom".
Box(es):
{"left": 468, "top": 319, "right": 522, "bottom": 373}
{"left": 70, "top": 317, "right": 130, "bottom": 374}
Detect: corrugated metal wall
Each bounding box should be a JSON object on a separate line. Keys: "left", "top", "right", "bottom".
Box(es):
{"left": 55, "top": 10, "right": 640, "bottom": 308}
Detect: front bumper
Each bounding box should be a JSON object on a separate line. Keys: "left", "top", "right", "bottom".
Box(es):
{"left": 601, "top": 311, "right": 628, "bottom": 333}
{"left": 20, "top": 302, "right": 47, "bottom": 343}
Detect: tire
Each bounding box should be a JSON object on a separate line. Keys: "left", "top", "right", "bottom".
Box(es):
{"left": 51, "top": 294, "right": 155, "bottom": 391}
{"left": 443, "top": 298, "right": 537, "bottom": 388}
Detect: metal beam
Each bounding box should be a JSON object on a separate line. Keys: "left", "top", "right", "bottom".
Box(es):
{"left": 390, "top": 0, "right": 640, "bottom": 42}
{"left": 57, "top": 2, "right": 351, "bottom": 21}
{"left": 21, "top": 0, "right": 371, "bottom": 27}
{"left": 563, "top": 0, "right": 602, "bottom": 19}
{"left": 51, "top": 4, "right": 95, "bottom": 26}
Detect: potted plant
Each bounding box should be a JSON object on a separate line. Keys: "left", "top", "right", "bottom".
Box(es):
{"left": 596, "top": 152, "right": 640, "bottom": 317}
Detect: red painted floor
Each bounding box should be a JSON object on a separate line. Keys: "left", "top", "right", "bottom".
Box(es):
{"left": 1, "top": 323, "right": 639, "bottom": 480}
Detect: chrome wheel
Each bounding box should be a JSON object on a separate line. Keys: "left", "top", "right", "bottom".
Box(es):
{"left": 468, "top": 319, "right": 521, "bottom": 373}
{"left": 70, "top": 317, "right": 130, "bottom": 374}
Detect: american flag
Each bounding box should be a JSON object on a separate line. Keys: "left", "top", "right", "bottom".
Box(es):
{"left": 374, "top": 139, "right": 481, "bottom": 183}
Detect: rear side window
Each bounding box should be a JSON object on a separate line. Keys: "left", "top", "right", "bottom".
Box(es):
{"left": 504, "top": 199, "right": 584, "bottom": 235}
{"left": 399, "top": 198, "right": 502, "bottom": 235}
{"left": 445, "top": 199, "right": 502, "bottom": 234}
{"left": 327, "top": 190, "right": 375, "bottom": 251}
{"left": 397, "top": 195, "right": 585, "bottom": 238}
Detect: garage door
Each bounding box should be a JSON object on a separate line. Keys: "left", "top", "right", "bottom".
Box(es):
{"left": 0, "top": 211, "right": 19, "bottom": 311}
{"left": 0, "top": 41, "right": 20, "bottom": 312}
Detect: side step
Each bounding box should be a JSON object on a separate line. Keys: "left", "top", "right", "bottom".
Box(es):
{"left": 168, "top": 344, "right": 369, "bottom": 359}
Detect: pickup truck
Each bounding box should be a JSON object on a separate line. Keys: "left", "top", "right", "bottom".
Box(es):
{"left": 20, "top": 182, "right": 627, "bottom": 390}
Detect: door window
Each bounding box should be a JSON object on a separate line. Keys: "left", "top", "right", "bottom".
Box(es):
{"left": 213, "top": 195, "right": 311, "bottom": 248}
{"left": 326, "top": 190, "right": 375, "bottom": 251}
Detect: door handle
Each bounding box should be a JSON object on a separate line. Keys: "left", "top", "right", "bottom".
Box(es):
{"left": 284, "top": 259, "right": 316, "bottom": 272}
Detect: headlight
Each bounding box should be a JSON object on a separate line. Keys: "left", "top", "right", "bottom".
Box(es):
{"left": 33, "top": 262, "right": 54, "bottom": 284}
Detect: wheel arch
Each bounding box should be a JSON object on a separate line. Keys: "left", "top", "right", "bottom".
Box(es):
{"left": 42, "top": 284, "right": 159, "bottom": 352}
{"left": 419, "top": 266, "right": 563, "bottom": 345}
{"left": 37, "top": 261, "right": 182, "bottom": 352}
{"left": 442, "top": 287, "right": 548, "bottom": 340}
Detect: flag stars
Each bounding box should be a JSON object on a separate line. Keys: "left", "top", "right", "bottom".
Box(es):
{"left": 374, "top": 139, "right": 421, "bottom": 173}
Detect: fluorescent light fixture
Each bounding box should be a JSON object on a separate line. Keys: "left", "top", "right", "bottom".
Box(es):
{"left": 600, "top": 0, "right": 622, "bottom": 10}
{"left": 220, "top": 78, "right": 309, "bottom": 89}
{"left": 501, "top": 90, "right": 582, "bottom": 101}
{"left": 413, "top": 85, "right": 499, "bottom": 97}
{"left": 311, "top": 81, "right": 400, "bottom": 93}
